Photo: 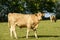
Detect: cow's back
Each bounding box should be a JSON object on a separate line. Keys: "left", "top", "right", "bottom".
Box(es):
{"left": 8, "top": 13, "right": 32, "bottom": 27}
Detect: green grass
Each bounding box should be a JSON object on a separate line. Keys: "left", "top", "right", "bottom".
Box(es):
{"left": 0, "top": 20, "right": 60, "bottom": 40}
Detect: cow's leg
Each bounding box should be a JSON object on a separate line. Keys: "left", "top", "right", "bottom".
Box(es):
{"left": 33, "top": 24, "right": 38, "bottom": 39}
{"left": 12, "top": 25, "right": 17, "bottom": 39}
{"left": 10, "top": 26, "right": 13, "bottom": 38}
{"left": 50, "top": 19, "right": 53, "bottom": 22}
{"left": 10, "top": 25, "right": 17, "bottom": 39}
{"left": 34, "top": 29, "right": 38, "bottom": 39}
{"left": 50, "top": 17, "right": 52, "bottom": 22}
{"left": 26, "top": 25, "right": 30, "bottom": 39}
{"left": 26, "top": 28, "right": 30, "bottom": 39}
{"left": 9, "top": 21, "right": 12, "bottom": 38}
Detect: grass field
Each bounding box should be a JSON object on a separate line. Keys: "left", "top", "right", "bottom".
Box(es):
{"left": 0, "top": 20, "right": 60, "bottom": 40}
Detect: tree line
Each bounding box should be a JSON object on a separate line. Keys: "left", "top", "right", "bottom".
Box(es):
{"left": 0, "top": 0, "right": 56, "bottom": 13}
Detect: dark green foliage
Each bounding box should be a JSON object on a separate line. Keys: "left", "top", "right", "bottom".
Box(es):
{"left": 0, "top": 0, "right": 56, "bottom": 13}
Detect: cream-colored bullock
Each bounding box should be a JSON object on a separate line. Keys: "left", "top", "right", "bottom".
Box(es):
{"left": 8, "top": 12, "right": 43, "bottom": 39}
{"left": 50, "top": 15, "right": 56, "bottom": 22}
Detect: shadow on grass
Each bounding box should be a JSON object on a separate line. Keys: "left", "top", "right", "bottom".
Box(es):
{"left": 38, "top": 35, "right": 60, "bottom": 38}
{"left": 18, "top": 35, "right": 60, "bottom": 38}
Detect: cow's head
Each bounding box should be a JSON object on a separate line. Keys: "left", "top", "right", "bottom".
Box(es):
{"left": 35, "top": 12, "right": 44, "bottom": 20}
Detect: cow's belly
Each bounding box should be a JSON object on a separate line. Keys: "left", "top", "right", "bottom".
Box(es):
{"left": 19, "top": 25, "right": 27, "bottom": 28}
{"left": 16, "top": 22, "right": 27, "bottom": 28}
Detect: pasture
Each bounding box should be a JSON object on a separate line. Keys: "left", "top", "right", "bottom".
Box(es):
{"left": 0, "top": 20, "right": 60, "bottom": 40}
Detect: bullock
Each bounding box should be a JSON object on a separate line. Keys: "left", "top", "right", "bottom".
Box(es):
{"left": 8, "top": 12, "right": 43, "bottom": 39}
{"left": 50, "top": 14, "right": 56, "bottom": 22}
